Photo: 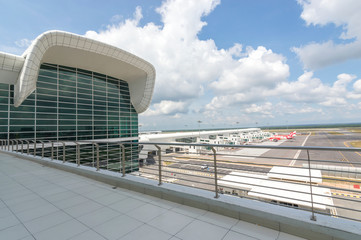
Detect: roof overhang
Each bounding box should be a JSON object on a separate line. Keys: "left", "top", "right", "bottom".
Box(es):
{"left": 1, "top": 30, "right": 155, "bottom": 113}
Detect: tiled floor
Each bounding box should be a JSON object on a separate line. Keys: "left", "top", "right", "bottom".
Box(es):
{"left": 0, "top": 153, "right": 305, "bottom": 240}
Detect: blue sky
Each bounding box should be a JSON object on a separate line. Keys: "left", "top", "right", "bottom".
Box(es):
{"left": 1, "top": 0, "right": 361, "bottom": 130}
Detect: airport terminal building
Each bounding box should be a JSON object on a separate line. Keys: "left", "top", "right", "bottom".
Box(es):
{"left": 0, "top": 31, "right": 155, "bottom": 169}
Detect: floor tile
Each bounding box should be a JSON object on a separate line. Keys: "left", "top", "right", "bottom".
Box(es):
{"left": 77, "top": 207, "right": 121, "bottom": 228}
{"left": 148, "top": 210, "right": 194, "bottom": 235}
{"left": 43, "top": 190, "right": 79, "bottom": 203}
{"left": 68, "top": 229, "right": 107, "bottom": 240}
{"left": 231, "top": 220, "right": 279, "bottom": 240}
{"left": 93, "top": 215, "right": 143, "bottom": 240}
{"left": 93, "top": 192, "right": 128, "bottom": 205}
{"left": 120, "top": 223, "right": 171, "bottom": 240}
{"left": 9, "top": 198, "right": 50, "bottom": 214}
{"left": 126, "top": 203, "right": 167, "bottom": 222}
{"left": 223, "top": 230, "right": 258, "bottom": 240}
{"left": 23, "top": 210, "right": 72, "bottom": 234}
{"left": 0, "top": 224, "right": 30, "bottom": 240}
{"left": 197, "top": 211, "right": 239, "bottom": 229}
{"left": 277, "top": 232, "right": 306, "bottom": 240}
{"left": 33, "top": 219, "right": 88, "bottom": 240}
{"left": 0, "top": 212, "right": 20, "bottom": 231}
{"left": 63, "top": 200, "right": 103, "bottom": 218}
{"left": 108, "top": 197, "right": 146, "bottom": 213}
{"left": 52, "top": 195, "right": 89, "bottom": 209}
{"left": 149, "top": 198, "right": 180, "bottom": 210}
{"left": 172, "top": 204, "right": 207, "bottom": 218}
{"left": 15, "top": 203, "right": 59, "bottom": 222}
{"left": 176, "top": 219, "right": 229, "bottom": 240}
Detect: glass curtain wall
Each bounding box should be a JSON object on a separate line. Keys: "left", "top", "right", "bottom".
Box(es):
{"left": 0, "top": 63, "right": 139, "bottom": 172}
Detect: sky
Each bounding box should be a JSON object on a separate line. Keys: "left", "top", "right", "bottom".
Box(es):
{"left": 1, "top": 0, "right": 361, "bottom": 131}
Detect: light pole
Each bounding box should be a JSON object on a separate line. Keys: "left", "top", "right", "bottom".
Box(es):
{"left": 197, "top": 120, "right": 202, "bottom": 140}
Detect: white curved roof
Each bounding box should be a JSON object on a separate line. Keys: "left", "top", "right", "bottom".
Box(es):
{"left": 1, "top": 30, "right": 155, "bottom": 113}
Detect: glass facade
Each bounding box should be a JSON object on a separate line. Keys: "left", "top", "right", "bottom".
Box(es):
{"left": 0, "top": 63, "right": 139, "bottom": 171}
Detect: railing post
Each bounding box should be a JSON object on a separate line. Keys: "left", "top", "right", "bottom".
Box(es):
{"left": 307, "top": 149, "right": 316, "bottom": 221}
{"left": 7, "top": 139, "right": 10, "bottom": 151}
{"left": 15, "top": 140, "right": 18, "bottom": 152}
{"left": 25, "top": 140, "right": 29, "bottom": 155}
{"left": 33, "top": 140, "right": 36, "bottom": 157}
{"left": 94, "top": 143, "right": 99, "bottom": 171}
{"left": 62, "top": 142, "right": 66, "bottom": 163}
{"left": 51, "top": 142, "right": 54, "bottom": 160}
{"left": 155, "top": 145, "right": 162, "bottom": 186}
{"left": 76, "top": 142, "right": 80, "bottom": 166}
{"left": 120, "top": 144, "right": 126, "bottom": 177}
{"left": 211, "top": 147, "right": 219, "bottom": 198}
{"left": 40, "top": 141, "right": 44, "bottom": 158}
{"left": 11, "top": 140, "right": 14, "bottom": 151}
{"left": 20, "top": 140, "right": 23, "bottom": 154}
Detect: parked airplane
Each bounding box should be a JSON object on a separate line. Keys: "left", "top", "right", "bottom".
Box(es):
{"left": 269, "top": 131, "right": 296, "bottom": 142}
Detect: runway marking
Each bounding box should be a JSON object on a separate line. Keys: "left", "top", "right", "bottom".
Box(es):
{"left": 332, "top": 192, "right": 361, "bottom": 198}
{"left": 289, "top": 132, "right": 311, "bottom": 166}
{"left": 325, "top": 133, "right": 354, "bottom": 167}
{"left": 344, "top": 141, "right": 361, "bottom": 158}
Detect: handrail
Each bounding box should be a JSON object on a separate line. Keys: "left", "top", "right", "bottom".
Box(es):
{"left": 1, "top": 138, "right": 361, "bottom": 222}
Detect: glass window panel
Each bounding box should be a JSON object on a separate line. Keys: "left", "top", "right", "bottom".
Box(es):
{"left": 37, "top": 87, "right": 57, "bottom": 96}
{"left": 0, "top": 98, "right": 8, "bottom": 104}
{"left": 10, "top": 119, "right": 34, "bottom": 125}
{"left": 59, "top": 108, "right": 76, "bottom": 114}
{"left": 38, "top": 70, "right": 57, "bottom": 78}
{"left": 37, "top": 119, "right": 57, "bottom": 125}
{"left": 59, "top": 91, "right": 76, "bottom": 98}
{"left": 78, "top": 109, "right": 92, "bottom": 115}
{"left": 59, "top": 125, "right": 75, "bottom": 131}
{"left": 0, "top": 104, "right": 8, "bottom": 111}
{"left": 10, "top": 106, "right": 35, "bottom": 112}
{"left": 77, "top": 115, "right": 91, "bottom": 120}
{"left": 36, "top": 94, "right": 55, "bottom": 102}
{"left": 0, "top": 91, "right": 9, "bottom": 97}
{"left": 37, "top": 106, "right": 57, "bottom": 113}
{"left": 59, "top": 85, "right": 76, "bottom": 92}
{"left": 59, "top": 102, "right": 76, "bottom": 109}
{"left": 78, "top": 98, "right": 92, "bottom": 105}
{"left": 0, "top": 84, "right": 9, "bottom": 90}
{"left": 77, "top": 120, "right": 92, "bottom": 125}
{"left": 77, "top": 93, "right": 91, "bottom": 100}
{"left": 36, "top": 113, "right": 56, "bottom": 120}
{"left": 77, "top": 88, "right": 92, "bottom": 95}
{"left": 0, "top": 119, "right": 8, "bottom": 125}
{"left": 59, "top": 114, "right": 76, "bottom": 119}
{"left": 11, "top": 112, "right": 34, "bottom": 118}
{"left": 59, "top": 97, "right": 76, "bottom": 103}
{"left": 37, "top": 100, "right": 57, "bottom": 107}
{"left": 0, "top": 112, "right": 8, "bottom": 118}
{"left": 37, "top": 125, "right": 57, "bottom": 131}
{"left": 38, "top": 75, "right": 57, "bottom": 84}
{"left": 59, "top": 120, "right": 76, "bottom": 125}
{"left": 59, "top": 78, "right": 76, "bottom": 86}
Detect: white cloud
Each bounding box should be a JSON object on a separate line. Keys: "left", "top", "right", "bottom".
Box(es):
{"left": 85, "top": 0, "right": 290, "bottom": 117}
{"left": 295, "top": 0, "right": 361, "bottom": 69}
{"left": 15, "top": 38, "right": 32, "bottom": 48}
{"left": 244, "top": 102, "right": 273, "bottom": 116}
{"left": 142, "top": 100, "right": 188, "bottom": 116}
{"left": 210, "top": 46, "right": 289, "bottom": 94}
{"left": 85, "top": 0, "right": 225, "bottom": 104}
{"left": 354, "top": 79, "right": 361, "bottom": 92}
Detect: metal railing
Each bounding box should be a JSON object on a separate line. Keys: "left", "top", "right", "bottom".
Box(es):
{"left": 1, "top": 139, "right": 361, "bottom": 222}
